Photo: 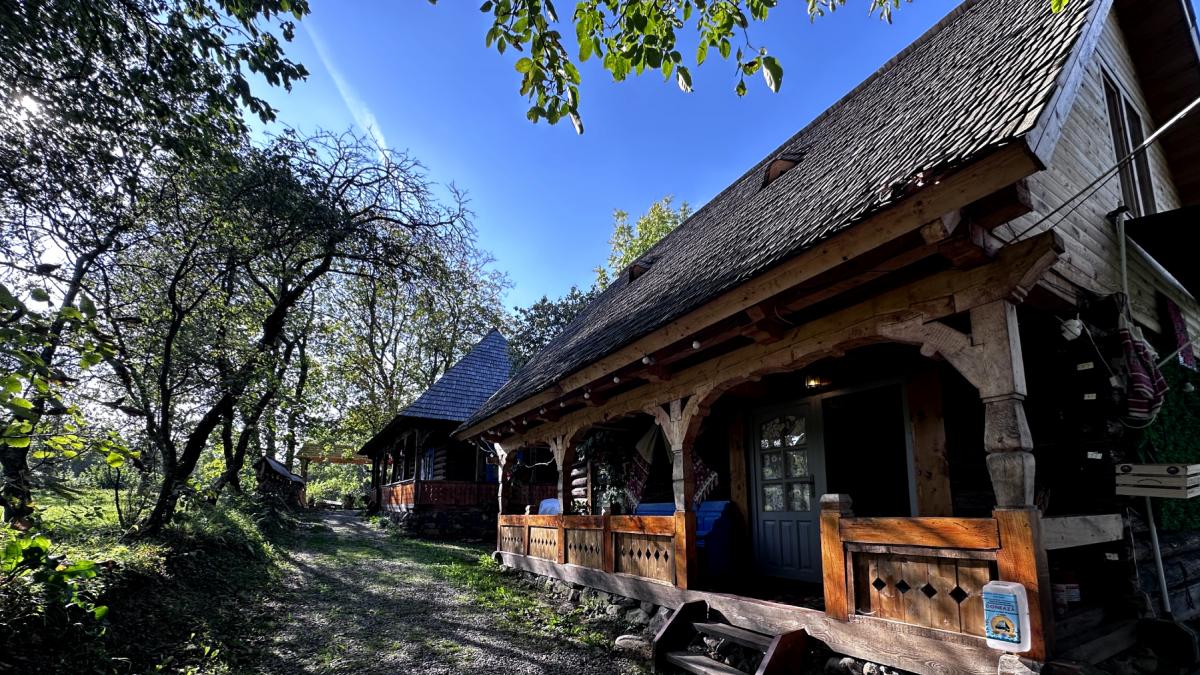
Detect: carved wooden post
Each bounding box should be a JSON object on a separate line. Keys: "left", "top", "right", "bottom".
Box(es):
{"left": 550, "top": 434, "right": 576, "bottom": 514}
{"left": 970, "top": 300, "right": 1035, "bottom": 508}
{"left": 970, "top": 300, "right": 1053, "bottom": 659}
{"left": 820, "top": 494, "right": 854, "bottom": 621}
{"left": 649, "top": 387, "right": 711, "bottom": 590}
{"left": 495, "top": 443, "right": 514, "bottom": 515}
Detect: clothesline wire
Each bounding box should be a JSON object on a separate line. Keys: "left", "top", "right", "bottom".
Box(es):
{"left": 1004, "top": 92, "right": 1200, "bottom": 245}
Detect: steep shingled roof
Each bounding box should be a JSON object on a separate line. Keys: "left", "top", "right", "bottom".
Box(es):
{"left": 461, "top": 0, "right": 1094, "bottom": 433}
{"left": 400, "top": 329, "right": 512, "bottom": 422}
{"left": 359, "top": 330, "right": 512, "bottom": 456}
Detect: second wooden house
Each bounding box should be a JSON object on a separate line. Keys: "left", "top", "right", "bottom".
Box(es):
{"left": 360, "top": 329, "right": 557, "bottom": 537}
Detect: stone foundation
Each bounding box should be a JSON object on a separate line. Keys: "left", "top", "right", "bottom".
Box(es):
{"left": 386, "top": 506, "right": 496, "bottom": 539}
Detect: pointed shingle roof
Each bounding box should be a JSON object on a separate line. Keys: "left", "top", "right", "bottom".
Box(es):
{"left": 461, "top": 0, "right": 1098, "bottom": 433}
{"left": 358, "top": 330, "right": 512, "bottom": 457}
{"left": 399, "top": 329, "right": 511, "bottom": 423}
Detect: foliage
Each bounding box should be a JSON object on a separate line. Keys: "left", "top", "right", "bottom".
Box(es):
{"left": 507, "top": 284, "right": 599, "bottom": 372}
{"left": 1137, "top": 362, "right": 1200, "bottom": 531}
{"left": 303, "top": 461, "right": 369, "bottom": 504}
{"left": 456, "top": 0, "right": 1071, "bottom": 130}
{"left": 595, "top": 196, "right": 690, "bottom": 287}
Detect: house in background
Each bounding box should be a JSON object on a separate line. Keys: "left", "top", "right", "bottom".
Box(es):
{"left": 251, "top": 455, "right": 306, "bottom": 509}
{"left": 359, "top": 329, "right": 556, "bottom": 537}
{"left": 454, "top": 1, "right": 1200, "bottom": 673}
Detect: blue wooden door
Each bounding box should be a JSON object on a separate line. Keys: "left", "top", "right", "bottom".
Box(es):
{"left": 751, "top": 403, "right": 825, "bottom": 581}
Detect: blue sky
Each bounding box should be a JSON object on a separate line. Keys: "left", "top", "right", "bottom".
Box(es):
{"left": 252, "top": 1, "right": 966, "bottom": 308}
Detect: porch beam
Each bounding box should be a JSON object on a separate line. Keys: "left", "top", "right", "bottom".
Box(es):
{"left": 456, "top": 143, "right": 1045, "bottom": 441}
{"left": 502, "top": 232, "right": 1063, "bottom": 450}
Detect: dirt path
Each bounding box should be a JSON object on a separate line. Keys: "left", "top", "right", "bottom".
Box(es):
{"left": 251, "top": 512, "right": 648, "bottom": 675}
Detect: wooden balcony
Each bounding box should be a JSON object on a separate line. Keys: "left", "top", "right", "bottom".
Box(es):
{"left": 382, "top": 479, "right": 556, "bottom": 512}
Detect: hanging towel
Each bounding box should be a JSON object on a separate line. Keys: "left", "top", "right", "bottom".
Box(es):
{"left": 1121, "top": 323, "right": 1169, "bottom": 422}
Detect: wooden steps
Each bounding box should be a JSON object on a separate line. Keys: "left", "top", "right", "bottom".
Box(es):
{"left": 693, "top": 622, "right": 774, "bottom": 652}
{"left": 653, "top": 600, "right": 807, "bottom": 675}
{"left": 665, "top": 652, "right": 747, "bottom": 675}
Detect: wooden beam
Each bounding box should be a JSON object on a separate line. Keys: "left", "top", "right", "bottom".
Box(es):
{"left": 728, "top": 413, "right": 750, "bottom": 535}
{"left": 906, "top": 368, "right": 953, "bottom": 516}
{"left": 498, "top": 233, "right": 1063, "bottom": 450}
{"left": 821, "top": 494, "right": 854, "bottom": 621}
{"left": 456, "top": 143, "right": 1045, "bottom": 440}
{"left": 994, "top": 508, "right": 1054, "bottom": 662}
{"left": 839, "top": 517, "right": 1001, "bottom": 550}
{"left": 1041, "top": 514, "right": 1124, "bottom": 550}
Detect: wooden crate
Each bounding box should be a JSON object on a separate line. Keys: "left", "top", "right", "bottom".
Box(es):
{"left": 1115, "top": 463, "right": 1200, "bottom": 499}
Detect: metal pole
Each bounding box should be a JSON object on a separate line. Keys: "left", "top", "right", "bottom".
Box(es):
{"left": 1146, "top": 495, "right": 1174, "bottom": 618}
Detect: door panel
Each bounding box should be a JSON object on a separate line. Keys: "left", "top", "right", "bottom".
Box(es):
{"left": 751, "top": 404, "right": 823, "bottom": 581}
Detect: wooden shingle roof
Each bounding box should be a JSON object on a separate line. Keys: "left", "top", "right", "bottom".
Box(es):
{"left": 400, "top": 329, "right": 512, "bottom": 423}
{"left": 359, "top": 330, "right": 511, "bottom": 456}
{"left": 462, "top": 0, "right": 1095, "bottom": 434}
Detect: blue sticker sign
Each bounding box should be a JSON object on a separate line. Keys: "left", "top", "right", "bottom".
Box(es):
{"left": 983, "top": 590, "right": 1021, "bottom": 644}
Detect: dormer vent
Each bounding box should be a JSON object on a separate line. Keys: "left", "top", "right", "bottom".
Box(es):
{"left": 764, "top": 151, "right": 805, "bottom": 187}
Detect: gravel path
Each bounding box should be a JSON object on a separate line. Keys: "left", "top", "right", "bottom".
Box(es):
{"left": 252, "top": 512, "right": 649, "bottom": 675}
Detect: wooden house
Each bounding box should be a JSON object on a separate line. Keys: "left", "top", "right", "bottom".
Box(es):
{"left": 251, "top": 454, "right": 306, "bottom": 508}
{"left": 453, "top": 1, "right": 1200, "bottom": 672}
{"left": 360, "top": 330, "right": 556, "bottom": 536}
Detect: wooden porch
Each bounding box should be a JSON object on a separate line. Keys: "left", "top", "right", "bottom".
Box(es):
{"left": 382, "top": 479, "right": 555, "bottom": 512}
{"left": 495, "top": 502, "right": 1124, "bottom": 673}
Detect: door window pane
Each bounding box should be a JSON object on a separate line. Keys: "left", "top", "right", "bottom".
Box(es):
{"left": 761, "top": 415, "right": 804, "bottom": 449}
{"left": 786, "top": 449, "right": 809, "bottom": 478}
{"left": 789, "top": 482, "right": 813, "bottom": 511}
{"left": 761, "top": 452, "right": 783, "bottom": 480}
{"left": 763, "top": 484, "right": 785, "bottom": 512}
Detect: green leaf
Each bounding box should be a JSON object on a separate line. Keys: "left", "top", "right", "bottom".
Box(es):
{"left": 93, "top": 605, "right": 109, "bottom": 620}
{"left": 736, "top": 78, "right": 747, "bottom": 97}
{"left": 676, "top": 67, "right": 693, "bottom": 93}
{"left": 515, "top": 57, "right": 534, "bottom": 73}
{"left": 105, "top": 451, "right": 125, "bottom": 468}
{"left": 1051, "top": 0, "right": 1069, "bottom": 12}
{"left": 762, "top": 55, "right": 783, "bottom": 92}
{"left": 2, "top": 436, "right": 31, "bottom": 448}
{"left": 79, "top": 296, "right": 96, "bottom": 319}
{"left": 30, "top": 288, "right": 50, "bottom": 303}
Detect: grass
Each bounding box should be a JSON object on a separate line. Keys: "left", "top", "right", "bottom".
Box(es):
{"left": 3, "top": 487, "right": 290, "bottom": 674}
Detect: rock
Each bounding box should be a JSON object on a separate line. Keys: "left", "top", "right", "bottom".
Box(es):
{"left": 614, "top": 595, "right": 639, "bottom": 609}
{"left": 862, "top": 663, "right": 881, "bottom": 675}
{"left": 605, "top": 603, "right": 622, "bottom": 617}
{"left": 595, "top": 591, "right": 611, "bottom": 603}
{"left": 703, "top": 636, "right": 722, "bottom": 651}
{"left": 568, "top": 589, "right": 581, "bottom": 603}
{"left": 614, "top": 634, "right": 652, "bottom": 659}
{"left": 625, "top": 608, "right": 651, "bottom": 626}
{"left": 639, "top": 600, "right": 657, "bottom": 613}
{"left": 825, "top": 656, "right": 864, "bottom": 675}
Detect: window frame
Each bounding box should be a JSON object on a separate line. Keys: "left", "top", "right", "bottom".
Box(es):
{"left": 1102, "top": 71, "right": 1157, "bottom": 217}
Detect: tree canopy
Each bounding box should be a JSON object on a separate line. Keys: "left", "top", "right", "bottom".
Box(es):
{"left": 461, "top": 0, "right": 1071, "bottom": 131}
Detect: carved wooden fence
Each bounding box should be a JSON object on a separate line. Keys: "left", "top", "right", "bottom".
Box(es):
{"left": 497, "top": 514, "right": 678, "bottom": 585}
{"left": 381, "top": 480, "right": 556, "bottom": 511}
{"left": 821, "top": 494, "right": 1050, "bottom": 661}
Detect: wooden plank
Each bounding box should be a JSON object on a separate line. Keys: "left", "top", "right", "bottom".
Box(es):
{"left": 840, "top": 517, "right": 1000, "bottom": 550}
{"left": 994, "top": 508, "right": 1053, "bottom": 661}
{"left": 602, "top": 516, "right": 615, "bottom": 573}
{"left": 876, "top": 556, "right": 904, "bottom": 621}
{"left": 561, "top": 515, "right": 604, "bottom": 530}
{"left": 758, "top": 630, "right": 809, "bottom": 675}
{"left": 693, "top": 622, "right": 773, "bottom": 652}
{"left": 956, "top": 559, "right": 991, "bottom": 638}
{"left": 674, "top": 511, "right": 694, "bottom": 589}
{"left": 455, "top": 143, "right": 1045, "bottom": 441}
{"left": 820, "top": 495, "right": 852, "bottom": 621}
{"left": 1041, "top": 514, "right": 1124, "bottom": 550}
{"left": 929, "top": 558, "right": 962, "bottom": 633}
{"left": 498, "top": 552, "right": 1003, "bottom": 675}
{"left": 498, "top": 514, "right": 562, "bottom": 527}
{"left": 1058, "top": 620, "right": 1138, "bottom": 664}
{"left": 845, "top": 543, "right": 996, "bottom": 561}
{"left": 906, "top": 368, "right": 953, "bottom": 516}
{"left": 609, "top": 515, "right": 676, "bottom": 536}
{"left": 902, "top": 558, "right": 932, "bottom": 628}
{"left": 728, "top": 413, "right": 750, "bottom": 533}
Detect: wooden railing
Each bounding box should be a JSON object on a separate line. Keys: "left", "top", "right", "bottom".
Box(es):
{"left": 382, "top": 481, "right": 556, "bottom": 511}
{"left": 820, "top": 494, "right": 1050, "bottom": 661}
{"left": 497, "top": 514, "right": 679, "bottom": 585}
